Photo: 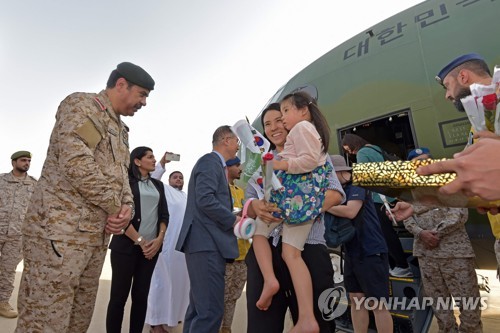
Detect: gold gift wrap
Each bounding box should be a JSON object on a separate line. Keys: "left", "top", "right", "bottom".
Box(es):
{"left": 352, "top": 159, "right": 500, "bottom": 208}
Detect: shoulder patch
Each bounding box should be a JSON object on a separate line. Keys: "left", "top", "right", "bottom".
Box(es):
{"left": 76, "top": 119, "right": 102, "bottom": 149}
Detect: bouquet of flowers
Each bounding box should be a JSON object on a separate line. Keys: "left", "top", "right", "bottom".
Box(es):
{"left": 230, "top": 119, "right": 282, "bottom": 193}
{"left": 460, "top": 66, "right": 500, "bottom": 135}
{"left": 231, "top": 119, "right": 282, "bottom": 240}
{"left": 262, "top": 152, "right": 275, "bottom": 201}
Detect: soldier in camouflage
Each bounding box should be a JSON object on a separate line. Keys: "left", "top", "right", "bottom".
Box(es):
{"left": 0, "top": 151, "right": 36, "bottom": 319}
{"left": 403, "top": 148, "right": 482, "bottom": 333}
{"left": 14, "top": 62, "right": 155, "bottom": 333}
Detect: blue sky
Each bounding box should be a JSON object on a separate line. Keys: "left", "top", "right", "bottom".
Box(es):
{"left": 0, "top": 0, "right": 423, "bottom": 179}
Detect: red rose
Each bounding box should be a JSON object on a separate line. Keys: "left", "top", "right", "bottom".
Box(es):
{"left": 256, "top": 177, "right": 263, "bottom": 187}
{"left": 263, "top": 152, "right": 274, "bottom": 161}
{"left": 482, "top": 93, "right": 497, "bottom": 110}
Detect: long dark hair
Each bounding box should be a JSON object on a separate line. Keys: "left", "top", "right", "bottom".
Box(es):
{"left": 260, "top": 103, "right": 281, "bottom": 151}
{"left": 341, "top": 133, "right": 369, "bottom": 152}
{"left": 280, "top": 91, "right": 330, "bottom": 154}
{"left": 129, "top": 146, "right": 153, "bottom": 181}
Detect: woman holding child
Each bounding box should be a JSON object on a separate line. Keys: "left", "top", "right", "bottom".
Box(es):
{"left": 245, "top": 94, "right": 344, "bottom": 333}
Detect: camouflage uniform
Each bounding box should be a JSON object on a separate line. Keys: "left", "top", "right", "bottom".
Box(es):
{"left": 404, "top": 206, "right": 482, "bottom": 333}
{"left": 220, "top": 185, "right": 251, "bottom": 333}
{"left": 0, "top": 172, "right": 36, "bottom": 303}
{"left": 15, "top": 91, "right": 133, "bottom": 333}
{"left": 487, "top": 213, "right": 500, "bottom": 279}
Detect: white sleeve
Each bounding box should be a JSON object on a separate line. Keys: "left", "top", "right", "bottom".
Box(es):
{"left": 151, "top": 162, "right": 166, "bottom": 180}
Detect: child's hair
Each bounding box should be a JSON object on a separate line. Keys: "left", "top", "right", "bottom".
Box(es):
{"left": 280, "top": 91, "right": 330, "bottom": 154}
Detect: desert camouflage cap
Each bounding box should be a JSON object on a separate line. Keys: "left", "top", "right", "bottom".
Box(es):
{"left": 11, "top": 150, "right": 32, "bottom": 160}
{"left": 116, "top": 62, "right": 155, "bottom": 90}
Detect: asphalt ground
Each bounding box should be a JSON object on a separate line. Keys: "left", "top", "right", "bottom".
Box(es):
{"left": 2, "top": 251, "right": 499, "bottom": 332}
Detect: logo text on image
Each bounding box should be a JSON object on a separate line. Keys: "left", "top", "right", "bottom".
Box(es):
{"left": 351, "top": 296, "right": 488, "bottom": 311}
{"left": 318, "top": 286, "right": 349, "bottom": 320}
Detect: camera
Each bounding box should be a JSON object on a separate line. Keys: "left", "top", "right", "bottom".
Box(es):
{"left": 164, "top": 153, "right": 180, "bottom": 161}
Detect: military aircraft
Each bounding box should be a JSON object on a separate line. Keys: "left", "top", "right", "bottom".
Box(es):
{"left": 251, "top": 0, "right": 500, "bottom": 331}
{"left": 253, "top": 0, "right": 499, "bottom": 267}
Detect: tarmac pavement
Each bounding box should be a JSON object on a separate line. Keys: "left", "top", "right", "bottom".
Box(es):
{"left": 2, "top": 250, "right": 499, "bottom": 332}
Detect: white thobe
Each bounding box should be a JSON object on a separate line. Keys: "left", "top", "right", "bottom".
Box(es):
{"left": 145, "top": 164, "right": 189, "bottom": 327}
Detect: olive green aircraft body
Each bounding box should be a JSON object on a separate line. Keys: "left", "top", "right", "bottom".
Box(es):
{"left": 253, "top": 0, "right": 500, "bottom": 269}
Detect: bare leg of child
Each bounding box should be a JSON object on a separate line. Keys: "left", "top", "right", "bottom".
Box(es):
{"left": 282, "top": 243, "right": 319, "bottom": 333}
{"left": 253, "top": 234, "right": 280, "bottom": 310}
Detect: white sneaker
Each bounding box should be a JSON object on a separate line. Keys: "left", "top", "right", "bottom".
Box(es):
{"left": 0, "top": 302, "right": 18, "bottom": 318}
{"left": 390, "top": 266, "right": 413, "bottom": 277}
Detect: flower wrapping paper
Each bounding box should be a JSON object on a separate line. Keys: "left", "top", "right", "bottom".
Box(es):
{"left": 461, "top": 65, "right": 500, "bottom": 135}
{"left": 352, "top": 159, "right": 500, "bottom": 208}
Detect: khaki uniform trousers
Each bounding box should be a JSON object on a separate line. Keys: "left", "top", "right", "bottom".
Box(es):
{"left": 15, "top": 236, "right": 107, "bottom": 333}
{"left": 221, "top": 260, "right": 247, "bottom": 331}
{"left": 419, "top": 257, "right": 482, "bottom": 333}
{"left": 0, "top": 236, "right": 22, "bottom": 302}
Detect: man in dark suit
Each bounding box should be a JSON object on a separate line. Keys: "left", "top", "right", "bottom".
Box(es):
{"left": 176, "top": 125, "right": 241, "bottom": 333}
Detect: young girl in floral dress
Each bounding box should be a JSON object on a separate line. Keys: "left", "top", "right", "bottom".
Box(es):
{"left": 252, "top": 91, "right": 331, "bottom": 333}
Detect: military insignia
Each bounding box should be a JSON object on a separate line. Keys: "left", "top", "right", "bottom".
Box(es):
{"left": 122, "top": 128, "right": 129, "bottom": 147}
{"left": 93, "top": 97, "right": 107, "bottom": 111}
{"left": 107, "top": 128, "right": 118, "bottom": 136}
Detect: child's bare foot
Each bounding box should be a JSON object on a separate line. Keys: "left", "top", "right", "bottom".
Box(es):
{"left": 256, "top": 278, "right": 280, "bottom": 310}
{"left": 150, "top": 325, "right": 169, "bottom": 333}
{"left": 288, "top": 319, "right": 319, "bottom": 333}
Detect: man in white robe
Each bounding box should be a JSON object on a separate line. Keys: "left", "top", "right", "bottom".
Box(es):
{"left": 146, "top": 155, "right": 189, "bottom": 333}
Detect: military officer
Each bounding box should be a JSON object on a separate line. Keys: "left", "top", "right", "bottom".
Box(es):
{"left": 403, "top": 148, "right": 482, "bottom": 333}
{"left": 15, "top": 62, "right": 155, "bottom": 333}
{"left": 0, "top": 151, "right": 36, "bottom": 319}
{"left": 429, "top": 53, "right": 500, "bottom": 279}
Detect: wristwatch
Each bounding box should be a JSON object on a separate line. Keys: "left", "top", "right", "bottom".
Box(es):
{"left": 128, "top": 203, "right": 135, "bottom": 220}
{"left": 135, "top": 236, "right": 144, "bottom": 245}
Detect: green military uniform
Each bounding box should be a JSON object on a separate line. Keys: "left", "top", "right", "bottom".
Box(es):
{"left": 404, "top": 206, "right": 482, "bottom": 333}
{"left": 16, "top": 90, "right": 134, "bottom": 333}
{"left": 0, "top": 171, "right": 36, "bottom": 308}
